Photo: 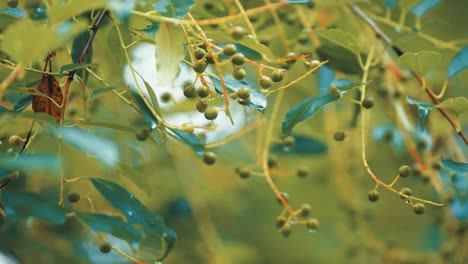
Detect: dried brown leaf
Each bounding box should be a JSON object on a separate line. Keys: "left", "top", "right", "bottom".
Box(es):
{"left": 32, "top": 74, "right": 63, "bottom": 121}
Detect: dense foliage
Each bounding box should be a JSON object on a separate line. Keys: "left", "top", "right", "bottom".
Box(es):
{"left": 0, "top": 0, "right": 467, "bottom": 263}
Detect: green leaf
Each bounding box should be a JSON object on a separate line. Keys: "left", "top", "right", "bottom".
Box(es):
{"left": 271, "top": 134, "right": 328, "bottom": 155}
{"left": 107, "top": 24, "right": 133, "bottom": 65}
{"left": 61, "top": 127, "right": 120, "bottom": 167}
{"left": 217, "top": 43, "right": 262, "bottom": 61}
{"left": 130, "top": 89, "right": 159, "bottom": 130}
{"left": 47, "top": 0, "right": 107, "bottom": 23}
{"left": 447, "top": 47, "right": 468, "bottom": 78}
{"left": 207, "top": 30, "right": 274, "bottom": 59}
{"left": 90, "top": 178, "right": 176, "bottom": 260}
{"left": 436, "top": 97, "right": 468, "bottom": 131}
{"left": 169, "top": 129, "right": 205, "bottom": 157}
{"left": 209, "top": 76, "right": 267, "bottom": 111}
{"left": 153, "top": 0, "right": 195, "bottom": 19}
{"left": 407, "top": 97, "right": 435, "bottom": 130}
{"left": 155, "top": 23, "right": 186, "bottom": 85}
{"left": 59, "top": 63, "right": 95, "bottom": 76}
{"left": 71, "top": 30, "right": 92, "bottom": 84}
{"left": 79, "top": 121, "right": 139, "bottom": 134}
{"left": 76, "top": 212, "right": 144, "bottom": 247}
{"left": 384, "top": 0, "right": 398, "bottom": 8}
{"left": 90, "top": 86, "right": 116, "bottom": 99}
{"left": 398, "top": 0, "right": 421, "bottom": 10}
{"left": 0, "top": 7, "right": 25, "bottom": 31}
{"left": 411, "top": 0, "right": 440, "bottom": 17}
{"left": 316, "top": 43, "right": 363, "bottom": 74}
{"left": 315, "top": 28, "right": 360, "bottom": 55}
{"left": 282, "top": 94, "right": 340, "bottom": 138}
{"left": 2, "top": 191, "right": 66, "bottom": 224}
{"left": 0, "top": 154, "right": 60, "bottom": 173}
{"left": 441, "top": 159, "right": 468, "bottom": 173}
{"left": 0, "top": 94, "right": 32, "bottom": 113}
{"left": 108, "top": 0, "right": 135, "bottom": 21}
{"left": 330, "top": 79, "right": 362, "bottom": 94}
{"left": 397, "top": 50, "right": 441, "bottom": 76}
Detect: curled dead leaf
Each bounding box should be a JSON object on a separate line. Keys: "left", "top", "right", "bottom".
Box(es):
{"left": 32, "top": 74, "right": 63, "bottom": 121}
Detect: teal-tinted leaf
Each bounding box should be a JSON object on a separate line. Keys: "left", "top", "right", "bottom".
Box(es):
{"left": 315, "top": 28, "right": 360, "bottom": 55}
{"left": 441, "top": 159, "right": 468, "bottom": 173}
{"left": 282, "top": 94, "right": 340, "bottom": 138}
{"left": 2, "top": 191, "right": 66, "bottom": 224}
{"left": 0, "top": 8, "right": 25, "bottom": 30}
{"left": 130, "top": 89, "right": 159, "bottom": 130}
{"left": 77, "top": 212, "right": 144, "bottom": 247}
{"left": 169, "top": 129, "right": 205, "bottom": 157}
{"left": 71, "top": 30, "right": 92, "bottom": 84}
{"left": 397, "top": 50, "right": 441, "bottom": 76}
{"left": 90, "top": 86, "right": 116, "bottom": 99}
{"left": 271, "top": 134, "right": 327, "bottom": 155}
{"left": 384, "top": 0, "right": 398, "bottom": 8}
{"left": 398, "top": 0, "right": 420, "bottom": 10}
{"left": 108, "top": 0, "right": 135, "bottom": 21}
{"left": 155, "top": 23, "right": 186, "bottom": 85}
{"left": 447, "top": 47, "right": 468, "bottom": 78}
{"left": 286, "top": 0, "right": 313, "bottom": 4}
{"left": 316, "top": 43, "right": 364, "bottom": 74}
{"left": 62, "top": 127, "right": 119, "bottom": 167}
{"left": 330, "top": 79, "right": 362, "bottom": 94}
{"left": 207, "top": 30, "right": 274, "bottom": 59}
{"left": 373, "top": 125, "right": 406, "bottom": 152}
{"left": 153, "top": 0, "right": 195, "bottom": 19}
{"left": 0, "top": 154, "right": 60, "bottom": 172}
{"left": 318, "top": 65, "right": 335, "bottom": 95}
{"left": 407, "top": 97, "right": 435, "bottom": 130}
{"left": 209, "top": 76, "right": 267, "bottom": 111}
{"left": 451, "top": 197, "right": 468, "bottom": 220}
{"left": 135, "top": 21, "right": 160, "bottom": 38}
{"left": 90, "top": 178, "right": 176, "bottom": 260}
{"left": 59, "top": 63, "right": 95, "bottom": 76}
{"left": 411, "top": 0, "right": 440, "bottom": 17}
{"left": 0, "top": 94, "right": 32, "bottom": 113}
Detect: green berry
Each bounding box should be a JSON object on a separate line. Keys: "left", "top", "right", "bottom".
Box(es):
{"left": 309, "top": 60, "right": 321, "bottom": 68}
{"left": 399, "top": 187, "right": 412, "bottom": 199}
{"left": 232, "top": 67, "right": 246, "bottom": 80}
{"left": 194, "top": 48, "right": 206, "bottom": 60}
{"left": 306, "top": 218, "right": 319, "bottom": 230}
{"left": 99, "top": 243, "right": 112, "bottom": 254}
{"left": 196, "top": 101, "right": 208, "bottom": 113}
{"left": 333, "top": 131, "right": 347, "bottom": 142}
{"left": 283, "top": 136, "right": 295, "bottom": 147}
{"left": 268, "top": 155, "right": 278, "bottom": 168}
{"left": 239, "top": 98, "right": 251, "bottom": 105}
{"left": 206, "top": 54, "right": 215, "bottom": 64}
{"left": 368, "top": 190, "right": 379, "bottom": 202}
{"left": 183, "top": 84, "right": 197, "bottom": 98}
{"left": 413, "top": 203, "right": 425, "bottom": 215}
{"left": 181, "top": 123, "right": 194, "bottom": 134}
{"left": 160, "top": 92, "right": 172, "bottom": 103}
{"left": 8, "top": 135, "right": 22, "bottom": 146}
{"left": 236, "top": 87, "right": 250, "bottom": 100}
{"left": 398, "top": 165, "right": 412, "bottom": 178}
{"left": 136, "top": 128, "right": 149, "bottom": 141}
{"left": 271, "top": 70, "right": 284, "bottom": 82}
{"left": 297, "top": 167, "right": 309, "bottom": 178}
{"left": 197, "top": 86, "right": 210, "bottom": 98}
{"left": 223, "top": 44, "right": 237, "bottom": 56}
{"left": 204, "top": 107, "right": 218, "bottom": 120}
{"left": 299, "top": 203, "right": 312, "bottom": 217}
{"left": 286, "top": 52, "right": 297, "bottom": 66}
{"left": 276, "top": 216, "right": 286, "bottom": 228}
{"left": 193, "top": 60, "right": 207, "bottom": 73}
{"left": 362, "top": 97, "right": 374, "bottom": 109}
{"left": 259, "top": 76, "right": 272, "bottom": 89}
{"left": 7, "top": 0, "right": 19, "bottom": 8}
{"left": 203, "top": 151, "right": 216, "bottom": 165}
{"left": 281, "top": 223, "right": 292, "bottom": 238}
{"left": 432, "top": 161, "right": 441, "bottom": 170}
{"left": 231, "top": 53, "right": 246, "bottom": 66}
{"left": 237, "top": 167, "right": 251, "bottom": 179}
{"left": 297, "top": 33, "right": 309, "bottom": 44}
{"left": 231, "top": 26, "right": 246, "bottom": 40}
{"left": 67, "top": 192, "right": 80, "bottom": 203}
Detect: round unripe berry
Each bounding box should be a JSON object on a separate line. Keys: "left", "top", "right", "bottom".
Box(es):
{"left": 197, "top": 86, "right": 210, "bottom": 98}
{"left": 310, "top": 59, "right": 321, "bottom": 68}
{"left": 413, "top": 203, "right": 425, "bottom": 215}
{"left": 231, "top": 53, "right": 245, "bottom": 66}
{"left": 283, "top": 136, "right": 295, "bottom": 147}
{"left": 399, "top": 187, "right": 412, "bottom": 199}
{"left": 203, "top": 151, "right": 216, "bottom": 165}
{"left": 205, "top": 54, "right": 215, "bottom": 64}
{"left": 204, "top": 107, "right": 218, "bottom": 120}
{"left": 297, "top": 167, "right": 309, "bottom": 178}
{"left": 194, "top": 48, "right": 206, "bottom": 60}
{"left": 160, "top": 92, "right": 172, "bottom": 103}
{"left": 99, "top": 243, "right": 112, "bottom": 254}
{"left": 232, "top": 67, "right": 246, "bottom": 80}
{"left": 306, "top": 218, "right": 319, "bottom": 230}
{"left": 223, "top": 44, "right": 237, "bottom": 56}
{"left": 362, "top": 97, "right": 374, "bottom": 109}
{"left": 281, "top": 223, "right": 292, "bottom": 238}
{"left": 183, "top": 84, "right": 197, "bottom": 98}
{"left": 181, "top": 123, "right": 194, "bottom": 134}
{"left": 368, "top": 190, "right": 379, "bottom": 202}
{"left": 193, "top": 60, "right": 207, "bottom": 73}
{"left": 7, "top": 0, "right": 19, "bottom": 8}
{"left": 333, "top": 131, "right": 347, "bottom": 142}
{"left": 67, "top": 192, "right": 80, "bottom": 203}
{"left": 237, "top": 167, "right": 251, "bottom": 179}
{"left": 231, "top": 26, "right": 246, "bottom": 40}
{"left": 276, "top": 216, "right": 287, "bottom": 228}
{"left": 268, "top": 155, "right": 278, "bottom": 168}
{"left": 239, "top": 98, "right": 251, "bottom": 105}
{"left": 136, "top": 128, "right": 149, "bottom": 141}
{"left": 271, "top": 70, "right": 284, "bottom": 82}
{"left": 8, "top": 135, "right": 22, "bottom": 146}
{"left": 398, "top": 165, "right": 411, "bottom": 178}
{"left": 259, "top": 76, "right": 272, "bottom": 89}
{"left": 299, "top": 203, "right": 312, "bottom": 217}
{"left": 196, "top": 101, "right": 208, "bottom": 113}
{"left": 432, "top": 161, "right": 441, "bottom": 170}
{"left": 236, "top": 87, "right": 250, "bottom": 100}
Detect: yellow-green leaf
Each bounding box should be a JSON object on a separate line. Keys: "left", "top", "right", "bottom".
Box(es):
{"left": 437, "top": 97, "right": 468, "bottom": 131}
{"left": 397, "top": 50, "right": 441, "bottom": 76}
{"left": 315, "top": 28, "right": 360, "bottom": 55}
{"left": 48, "top": 0, "right": 107, "bottom": 23}
{"left": 155, "top": 23, "right": 186, "bottom": 85}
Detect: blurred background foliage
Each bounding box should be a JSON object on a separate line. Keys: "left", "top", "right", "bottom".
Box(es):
{"left": 0, "top": 0, "right": 467, "bottom": 263}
